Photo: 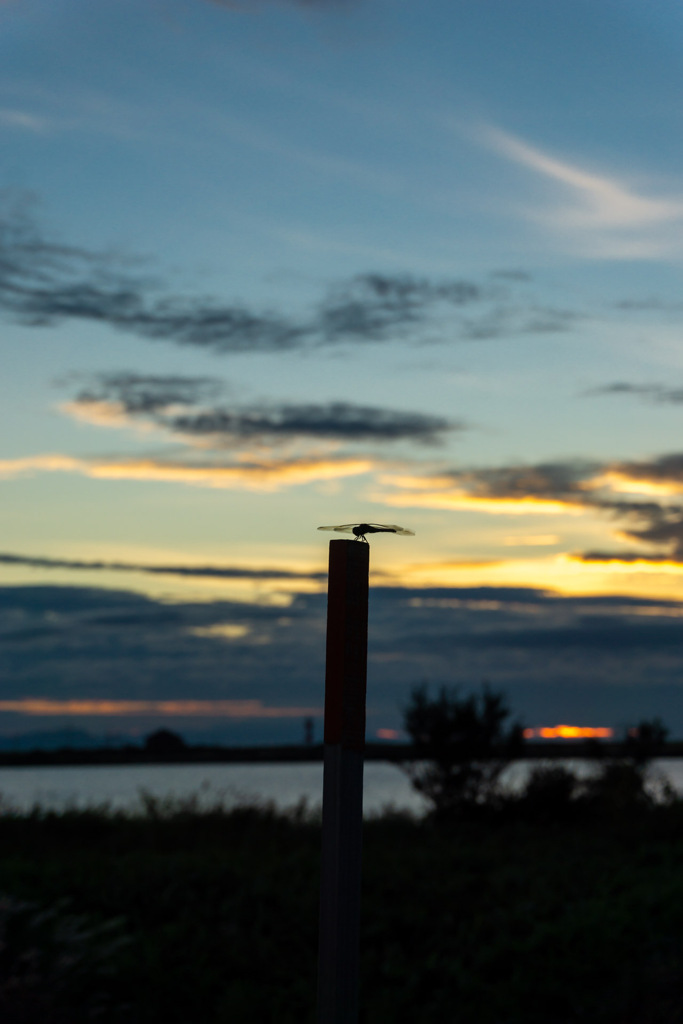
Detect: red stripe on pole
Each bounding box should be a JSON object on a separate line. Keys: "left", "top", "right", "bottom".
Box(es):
{"left": 323, "top": 540, "right": 369, "bottom": 750}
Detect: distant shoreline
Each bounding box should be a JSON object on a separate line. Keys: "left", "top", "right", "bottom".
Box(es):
{"left": 0, "top": 740, "right": 682, "bottom": 767}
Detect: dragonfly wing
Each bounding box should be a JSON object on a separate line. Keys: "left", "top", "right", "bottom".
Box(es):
{"left": 317, "top": 522, "right": 414, "bottom": 536}
{"left": 368, "top": 523, "right": 415, "bottom": 536}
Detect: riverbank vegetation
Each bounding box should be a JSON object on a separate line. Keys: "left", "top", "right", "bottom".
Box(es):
{"left": 2, "top": 765, "right": 683, "bottom": 1024}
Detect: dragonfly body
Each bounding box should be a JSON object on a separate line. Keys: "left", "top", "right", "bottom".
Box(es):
{"left": 317, "top": 522, "right": 414, "bottom": 542}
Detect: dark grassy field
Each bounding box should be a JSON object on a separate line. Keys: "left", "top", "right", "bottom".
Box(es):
{"left": 2, "top": 792, "right": 683, "bottom": 1023}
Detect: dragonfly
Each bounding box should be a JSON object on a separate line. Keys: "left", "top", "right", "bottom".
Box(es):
{"left": 317, "top": 522, "right": 414, "bottom": 542}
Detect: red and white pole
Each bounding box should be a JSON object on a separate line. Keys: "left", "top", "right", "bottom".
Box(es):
{"left": 316, "top": 538, "right": 369, "bottom": 1024}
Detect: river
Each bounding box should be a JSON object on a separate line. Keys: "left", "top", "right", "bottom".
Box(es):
{"left": 1, "top": 758, "right": 683, "bottom": 816}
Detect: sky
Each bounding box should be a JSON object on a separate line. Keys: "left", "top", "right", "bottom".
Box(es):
{"left": 3, "top": 0, "right": 683, "bottom": 742}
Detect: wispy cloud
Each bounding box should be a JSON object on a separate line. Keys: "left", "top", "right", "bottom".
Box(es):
{"left": 0, "top": 108, "right": 47, "bottom": 132}
{"left": 482, "top": 126, "right": 683, "bottom": 258}
{"left": 0, "top": 196, "right": 575, "bottom": 351}
{"left": 0, "top": 454, "right": 85, "bottom": 478}
{"left": 0, "top": 451, "right": 377, "bottom": 490}
{"left": 63, "top": 373, "right": 223, "bottom": 413}
{"left": 584, "top": 382, "right": 683, "bottom": 405}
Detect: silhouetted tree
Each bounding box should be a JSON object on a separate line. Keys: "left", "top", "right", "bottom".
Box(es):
{"left": 401, "top": 683, "right": 524, "bottom": 816}
{"left": 578, "top": 717, "right": 675, "bottom": 812}
{"left": 580, "top": 759, "right": 655, "bottom": 811}
{"left": 623, "top": 716, "right": 669, "bottom": 766}
{"left": 144, "top": 728, "right": 187, "bottom": 757}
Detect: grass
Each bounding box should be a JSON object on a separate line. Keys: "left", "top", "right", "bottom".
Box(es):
{"left": 2, "top": 788, "right": 683, "bottom": 1022}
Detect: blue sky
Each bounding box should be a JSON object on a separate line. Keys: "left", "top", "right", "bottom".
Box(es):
{"left": 3, "top": 0, "right": 683, "bottom": 740}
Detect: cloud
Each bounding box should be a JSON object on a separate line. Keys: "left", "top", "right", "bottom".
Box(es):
{"left": 613, "top": 298, "right": 683, "bottom": 312}
{"left": 605, "top": 454, "right": 683, "bottom": 493}
{"left": 11, "top": 366, "right": 450, "bottom": 491}
{"left": 584, "top": 382, "right": 683, "bottom": 405}
{"left": 61, "top": 372, "right": 226, "bottom": 432}
{"left": 377, "top": 459, "right": 600, "bottom": 515}
{"left": 65, "top": 372, "right": 223, "bottom": 414}
{"left": 572, "top": 551, "right": 682, "bottom": 567}
{"left": 0, "top": 699, "right": 319, "bottom": 718}
{"left": 168, "top": 403, "right": 455, "bottom": 445}
{"left": 600, "top": 501, "right": 683, "bottom": 557}
{"left": 0, "top": 109, "right": 47, "bottom": 132}
{"left": 376, "top": 452, "right": 683, "bottom": 567}
{"left": 317, "top": 272, "right": 580, "bottom": 343}
{"left": 0, "top": 196, "right": 307, "bottom": 350}
{"left": 0, "top": 196, "right": 574, "bottom": 352}
{"left": 483, "top": 126, "right": 683, "bottom": 258}
{"left": 0, "top": 451, "right": 377, "bottom": 490}
{"left": 379, "top": 452, "right": 683, "bottom": 514}
{"left": 0, "top": 454, "right": 85, "bottom": 479}
{"left": 64, "top": 372, "right": 459, "bottom": 446}
{"left": 0, "top": 552, "right": 326, "bottom": 582}
{"left": 316, "top": 272, "right": 485, "bottom": 342}
{"left": 6, "top": 583, "right": 683, "bottom": 736}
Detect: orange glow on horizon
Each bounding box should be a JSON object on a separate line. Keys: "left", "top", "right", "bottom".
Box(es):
{"left": 0, "top": 699, "right": 321, "bottom": 718}
{"left": 376, "top": 728, "right": 401, "bottom": 740}
{"left": 524, "top": 725, "right": 614, "bottom": 739}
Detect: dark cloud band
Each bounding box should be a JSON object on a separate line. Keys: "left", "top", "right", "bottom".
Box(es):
{"left": 0, "top": 552, "right": 327, "bottom": 582}
{"left": 4, "top": 583, "right": 683, "bottom": 737}
{"left": 169, "top": 402, "right": 455, "bottom": 444}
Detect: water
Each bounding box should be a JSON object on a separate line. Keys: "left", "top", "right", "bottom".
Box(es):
{"left": 1, "top": 759, "right": 682, "bottom": 816}
{"left": 0, "top": 761, "right": 427, "bottom": 816}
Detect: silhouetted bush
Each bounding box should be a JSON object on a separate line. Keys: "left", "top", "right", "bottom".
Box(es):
{"left": 519, "top": 763, "right": 579, "bottom": 821}
{"left": 0, "top": 894, "right": 129, "bottom": 1023}
{"left": 4, "top": 798, "right": 683, "bottom": 1022}
{"left": 581, "top": 759, "right": 651, "bottom": 810}
{"left": 401, "top": 683, "right": 524, "bottom": 817}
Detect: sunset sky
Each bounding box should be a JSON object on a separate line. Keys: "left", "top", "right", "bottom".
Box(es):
{"left": 3, "top": 0, "right": 683, "bottom": 742}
